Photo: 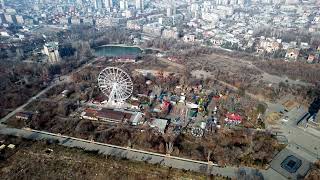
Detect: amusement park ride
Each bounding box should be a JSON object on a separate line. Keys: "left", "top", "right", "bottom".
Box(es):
{"left": 98, "top": 67, "right": 133, "bottom": 108}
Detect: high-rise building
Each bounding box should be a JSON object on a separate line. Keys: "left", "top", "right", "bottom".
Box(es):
{"left": 135, "top": 0, "right": 144, "bottom": 11}
{"left": 15, "top": 15, "right": 24, "bottom": 24}
{"left": 167, "top": 6, "right": 176, "bottom": 17}
{"left": 103, "top": 0, "right": 113, "bottom": 9}
{"left": 167, "top": 7, "right": 173, "bottom": 17}
{"left": 167, "top": 0, "right": 176, "bottom": 17}
{"left": 76, "top": 0, "right": 83, "bottom": 6}
{"left": 120, "top": 0, "right": 128, "bottom": 11}
{"left": 43, "top": 42, "right": 61, "bottom": 64}
{"left": 285, "top": 0, "right": 299, "bottom": 4}
{"left": 0, "top": 0, "right": 5, "bottom": 9}
{"left": 94, "top": 0, "right": 103, "bottom": 9}
{"left": 237, "top": 0, "right": 245, "bottom": 5}
{"left": 4, "top": 14, "right": 13, "bottom": 23}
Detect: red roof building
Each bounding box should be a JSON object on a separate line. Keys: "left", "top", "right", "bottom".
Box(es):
{"left": 81, "top": 108, "right": 132, "bottom": 123}
{"left": 81, "top": 108, "right": 99, "bottom": 121}
{"left": 97, "top": 109, "right": 132, "bottom": 123}
{"left": 307, "top": 54, "right": 316, "bottom": 63}
{"left": 212, "top": 95, "right": 221, "bottom": 101}
{"left": 225, "top": 113, "right": 243, "bottom": 125}
{"left": 161, "top": 101, "right": 171, "bottom": 111}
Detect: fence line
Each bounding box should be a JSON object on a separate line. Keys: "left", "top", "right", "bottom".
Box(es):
{"left": 28, "top": 128, "right": 219, "bottom": 166}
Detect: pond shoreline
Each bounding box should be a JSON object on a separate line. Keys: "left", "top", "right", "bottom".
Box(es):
{"left": 98, "top": 44, "right": 142, "bottom": 49}
{"left": 94, "top": 44, "right": 160, "bottom": 57}
{"left": 94, "top": 44, "right": 143, "bottom": 57}
{"left": 96, "top": 44, "right": 161, "bottom": 52}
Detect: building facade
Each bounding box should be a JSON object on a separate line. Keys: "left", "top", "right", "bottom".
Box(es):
{"left": 43, "top": 42, "right": 61, "bottom": 64}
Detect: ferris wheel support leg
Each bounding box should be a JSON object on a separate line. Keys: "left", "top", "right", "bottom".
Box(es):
{"left": 108, "top": 84, "right": 117, "bottom": 104}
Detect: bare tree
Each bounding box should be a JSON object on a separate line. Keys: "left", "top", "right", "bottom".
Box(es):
{"left": 166, "top": 141, "right": 174, "bottom": 155}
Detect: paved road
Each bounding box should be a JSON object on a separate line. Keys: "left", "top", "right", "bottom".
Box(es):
{"left": 269, "top": 106, "right": 320, "bottom": 162}
{"left": 270, "top": 146, "right": 311, "bottom": 179}
{"left": 0, "top": 58, "right": 98, "bottom": 124}
{"left": 0, "top": 77, "right": 68, "bottom": 124}
{"left": 0, "top": 125, "right": 234, "bottom": 176}
{"left": 0, "top": 84, "right": 56, "bottom": 124}
{"left": 265, "top": 102, "right": 285, "bottom": 114}
{"left": 0, "top": 125, "right": 286, "bottom": 179}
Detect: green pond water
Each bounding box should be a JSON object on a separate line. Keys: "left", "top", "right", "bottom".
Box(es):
{"left": 94, "top": 45, "right": 143, "bottom": 57}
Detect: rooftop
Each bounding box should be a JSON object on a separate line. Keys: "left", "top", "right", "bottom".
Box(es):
{"left": 149, "top": 118, "right": 168, "bottom": 134}
{"left": 44, "top": 42, "right": 59, "bottom": 49}
{"left": 226, "top": 113, "right": 242, "bottom": 121}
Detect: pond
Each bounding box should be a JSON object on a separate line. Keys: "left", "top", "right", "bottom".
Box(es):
{"left": 94, "top": 45, "right": 143, "bottom": 57}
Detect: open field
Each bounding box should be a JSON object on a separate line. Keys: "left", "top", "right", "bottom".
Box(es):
{"left": 266, "top": 112, "right": 281, "bottom": 125}
{"left": 183, "top": 52, "right": 316, "bottom": 105}
{"left": 187, "top": 53, "right": 311, "bottom": 87}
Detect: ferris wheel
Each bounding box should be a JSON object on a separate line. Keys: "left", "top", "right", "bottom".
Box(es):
{"left": 98, "top": 67, "right": 133, "bottom": 104}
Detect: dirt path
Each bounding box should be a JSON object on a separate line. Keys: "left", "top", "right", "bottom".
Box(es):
{"left": 191, "top": 69, "right": 270, "bottom": 103}
{"left": 158, "top": 57, "right": 186, "bottom": 71}
{"left": 207, "top": 54, "right": 312, "bottom": 86}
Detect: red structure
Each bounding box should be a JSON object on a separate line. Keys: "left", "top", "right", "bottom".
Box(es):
{"left": 161, "top": 101, "right": 171, "bottom": 111}
{"left": 212, "top": 95, "right": 221, "bottom": 101}
{"left": 225, "top": 113, "right": 243, "bottom": 125}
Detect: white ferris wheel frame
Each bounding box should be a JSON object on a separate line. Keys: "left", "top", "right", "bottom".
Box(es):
{"left": 98, "top": 67, "right": 133, "bottom": 104}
